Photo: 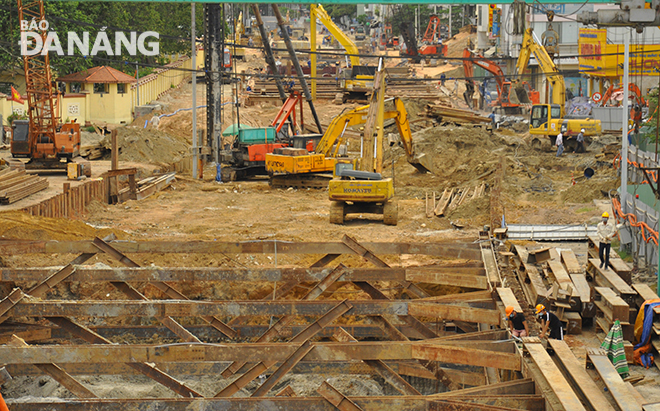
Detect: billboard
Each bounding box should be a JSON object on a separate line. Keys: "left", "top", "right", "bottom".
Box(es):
{"left": 579, "top": 27, "right": 660, "bottom": 78}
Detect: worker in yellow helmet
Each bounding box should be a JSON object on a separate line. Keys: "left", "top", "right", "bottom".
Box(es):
{"left": 597, "top": 211, "right": 616, "bottom": 270}
{"left": 536, "top": 304, "right": 563, "bottom": 340}
{"left": 505, "top": 306, "right": 529, "bottom": 338}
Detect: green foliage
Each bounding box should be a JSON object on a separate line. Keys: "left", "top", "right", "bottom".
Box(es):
{"left": 85, "top": 126, "right": 96, "bottom": 133}
{"left": 5, "top": 112, "right": 27, "bottom": 126}
{"left": 356, "top": 14, "right": 368, "bottom": 26}
{"left": 0, "top": 1, "right": 203, "bottom": 76}
{"left": 387, "top": 5, "right": 433, "bottom": 36}
{"left": 321, "top": 4, "right": 357, "bottom": 20}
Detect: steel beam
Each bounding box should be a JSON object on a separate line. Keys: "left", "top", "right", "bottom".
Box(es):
{"left": 333, "top": 328, "right": 420, "bottom": 396}
{"left": 222, "top": 265, "right": 348, "bottom": 377}
{"left": 317, "top": 381, "right": 364, "bottom": 411}
{"left": 0, "top": 240, "right": 481, "bottom": 259}
{"left": 215, "top": 300, "right": 352, "bottom": 397}
{"left": 0, "top": 267, "right": 406, "bottom": 283}
{"left": 408, "top": 302, "right": 500, "bottom": 325}
{"left": 5, "top": 397, "right": 429, "bottom": 411}
{"left": 5, "top": 361, "right": 485, "bottom": 385}
{"left": 412, "top": 343, "right": 521, "bottom": 371}
{"left": 251, "top": 340, "right": 313, "bottom": 397}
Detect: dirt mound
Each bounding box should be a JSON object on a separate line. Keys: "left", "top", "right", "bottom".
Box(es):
{"left": 101, "top": 126, "right": 189, "bottom": 166}
{"left": 561, "top": 177, "right": 618, "bottom": 203}
{"left": 444, "top": 28, "right": 476, "bottom": 58}
{"left": 0, "top": 211, "right": 117, "bottom": 241}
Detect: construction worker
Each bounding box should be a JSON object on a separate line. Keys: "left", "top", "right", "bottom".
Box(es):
{"left": 506, "top": 306, "right": 529, "bottom": 338}
{"left": 536, "top": 304, "right": 563, "bottom": 340}
{"left": 555, "top": 132, "right": 564, "bottom": 157}
{"left": 597, "top": 212, "right": 617, "bottom": 270}
{"left": 574, "top": 128, "right": 585, "bottom": 153}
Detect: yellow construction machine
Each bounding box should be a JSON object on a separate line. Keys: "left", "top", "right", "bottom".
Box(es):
{"left": 265, "top": 82, "right": 429, "bottom": 188}
{"left": 311, "top": 4, "right": 375, "bottom": 96}
{"left": 328, "top": 65, "right": 429, "bottom": 225}
{"left": 516, "top": 28, "right": 601, "bottom": 147}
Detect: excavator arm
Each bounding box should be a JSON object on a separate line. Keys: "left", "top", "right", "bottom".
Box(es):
{"left": 312, "top": 4, "right": 360, "bottom": 67}
{"left": 516, "top": 28, "right": 565, "bottom": 115}
{"left": 391, "top": 97, "right": 430, "bottom": 173}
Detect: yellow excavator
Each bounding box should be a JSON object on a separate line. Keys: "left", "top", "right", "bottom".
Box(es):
{"left": 265, "top": 87, "right": 429, "bottom": 189}
{"left": 515, "top": 28, "right": 601, "bottom": 147}
{"left": 328, "top": 64, "right": 429, "bottom": 225}
{"left": 311, "top": 4, "right": 375, "bottom": 95}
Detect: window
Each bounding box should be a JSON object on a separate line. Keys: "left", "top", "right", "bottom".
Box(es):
{"left": 117, "top": 83, "right": 126, "bottom": 94}
{"left": 550, "top": 105, "right": 562, "bottom": 119}
{"left": 93, "top": 83, "right": 108, "bottom": 94}
{"left": 70, "top": 83, "right": 82, "bottom": 93}
{"left": 531, "top": 105, "right": 548, "bottom": 129}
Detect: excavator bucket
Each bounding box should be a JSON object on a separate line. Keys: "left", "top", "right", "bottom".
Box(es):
{"left": 515, "top": 85, "right": 531, "bottom": 104}
{"left": 407, "top": 153, "right": 432, "bottom": 174}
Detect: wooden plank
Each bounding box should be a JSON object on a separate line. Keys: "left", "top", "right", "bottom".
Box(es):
{"left": 564, "top": 312, "right": 582, "bottom": 335}
{"left": 548, "top": 339, "right": 616, "bottom": 411}
{"left": 632, "top": 283, "right": 659, "bottom": 304}
{"left": 609, "top": 259, "right": 632, "bottom": 284}
{"left": 547, "top": 260, "right": 579, "bottom": 297}
{"left": 495, "top": 288, "right": 522, "bottom": 313}
{"left": 524, "top": 342, "right": 587, "bottom": 411}
{"left": 561, "top": 250, "right": 582, "bottom": 274}
{"left": 481, "top": 244, "right": 500, "bottom": 287}
{"left": 594, "top": 287, "right": 630, "bottom": 323}
{"left": 587, "top": 259, "right": 637, "bottom": 303}
{"left": 571, "top": 274, "right": 593, "bottom": 304}
{"left": 587, "top": 349, "right": 643, "bottom": 411}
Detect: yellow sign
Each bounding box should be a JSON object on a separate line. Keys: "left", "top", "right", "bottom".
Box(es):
{"left": 579, "top": 28, "right": 660, "bottom": 78}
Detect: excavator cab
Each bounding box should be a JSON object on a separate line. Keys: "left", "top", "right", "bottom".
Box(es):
{"left": 10, "top": 120, "right": 30, "bottom": 157}
{"left": 530, "top": 104, "right": 562, "bottom": 131}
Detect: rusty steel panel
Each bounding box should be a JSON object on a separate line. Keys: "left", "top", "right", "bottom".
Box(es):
{"left": 0, "top": 240, "right": 481, "bottom": 259}
{"left": 0, "top": 267, "right": 405, "bottom": 283}
{"left": 408, "top": 302, "right": 500, "bottom": 325}
{"left": 412, "top": 344, "right": 521, "bottom": 371}
{"left": 317, "top": 381, "right": 364, "bottom": 411}
{"left": 5, "top": 397, "right": 429, "bottom": 411}
{"left": 406, "top": 269, "right": 488, "bottom": 289}
{"left": 8, "top": 300, "right": 408, "bottom": 318}
{"left": 0, "top": 341, "right": 420, "bottom": 365}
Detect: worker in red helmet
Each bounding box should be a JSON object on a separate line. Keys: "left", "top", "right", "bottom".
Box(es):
{"left": 536, "top": 304, "right": 563, "bottom": 340}
{"left": 505, "top": 306, "right": 529, "bottom": 338}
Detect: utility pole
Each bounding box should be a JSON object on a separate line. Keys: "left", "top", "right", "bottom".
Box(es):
{"left": 449, "top": 5, "right": 452, "bottom": 38}
{"left": 191, "top": 1, "right": 198, "bottom": 179}
{"left": 621, "top": 31, "right": 629, "bottom": 213}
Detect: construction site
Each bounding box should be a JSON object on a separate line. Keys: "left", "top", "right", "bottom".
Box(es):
{"left": 0, "top": 0, "right": 659, "bottom": 410}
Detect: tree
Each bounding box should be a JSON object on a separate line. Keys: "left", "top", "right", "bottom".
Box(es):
{"left": 387, "top": 5, "right": 433, "bottom": 37}
{"left": 321, "top": 4, "right": 356, "bottom": 20}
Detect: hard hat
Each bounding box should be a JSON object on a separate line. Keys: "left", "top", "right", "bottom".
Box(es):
{"left": 535, "top": 304, "right": 545, "bottom": 314}
{"left": 581, "top": 128, "right": 585, "bottom": 133}
{"left": 505, "top": 306, "right": 514, "bottom": 316}
{"left": 602, "top": 212, "right": 609, "bottom": 218}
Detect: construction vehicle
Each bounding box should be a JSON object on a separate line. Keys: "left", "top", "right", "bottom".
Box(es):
{"left": 596, "top": 83, "right": 646, "bottom": 107}
{"left": 462, "top": 48, "right": 539, "bottom": 114}
{"left": 9, "top": 0, "right": 81, "bottom": 171}
{"left": 516, "top": 28, "right": 601, "bottom": 147}
{"left": 231, "top": 11, "right": 246, "bottom": 60}
{"left": 328, "top": 64, "right": 430, "bottom": 225}
{"left": 220, "top": 92, "right": 316, "bottom": 181}
{"left": 265, "top": 87, "right": 429, "bottom": 188}
{"left": 311, "top": 4, "right": 375, "bottom": 96}
{"left": 399, "top": 22, "right": 447, "bottom": 61}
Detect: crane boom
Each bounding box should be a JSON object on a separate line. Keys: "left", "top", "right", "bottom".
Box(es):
{"left": 516, "top": 28, "right": 565, "bottom": 115}
{"left": 18, "top": 0, "right": 58, "bottom": 151}
{"left": 311, "top": 4, "right": 360, "bottom": 67}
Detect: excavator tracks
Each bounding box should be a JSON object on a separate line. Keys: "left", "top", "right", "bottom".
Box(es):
{"left": 269, "top": 174, "right": 333, "bottom": 189}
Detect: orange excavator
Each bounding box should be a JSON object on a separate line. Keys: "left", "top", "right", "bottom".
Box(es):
{"left": 595, "top": 83, "right": 646, "bottom": 107}
{"left": 462, "top": 48, "right": 539, "bottom": 114}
